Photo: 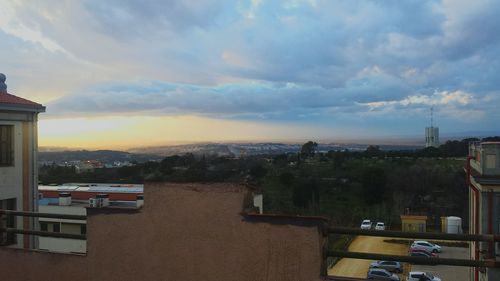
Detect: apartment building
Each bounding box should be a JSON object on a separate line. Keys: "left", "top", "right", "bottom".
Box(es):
{"left": 0, "top": 73, "right": 45, "bottom": 249}
{"left": 467, "top": 141, "right": 500, "bottom": 281}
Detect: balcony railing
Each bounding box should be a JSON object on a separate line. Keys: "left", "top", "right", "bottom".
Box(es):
{"left": 0, "top": 209, "right": 86, "bottom": 246}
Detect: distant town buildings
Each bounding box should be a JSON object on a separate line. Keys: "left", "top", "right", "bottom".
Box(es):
{"left": 0, "top": 73, "right": 45, "bottom": 249}
{"left": 467, "top": 141, "right": 500, "bottom": 281}
{"left": 39, "top": 159, "right": 135, "bottom": 173}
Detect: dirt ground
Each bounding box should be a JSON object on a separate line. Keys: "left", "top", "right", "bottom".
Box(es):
{"left": 328, "top": 236, "right": 408, "bottom": 278}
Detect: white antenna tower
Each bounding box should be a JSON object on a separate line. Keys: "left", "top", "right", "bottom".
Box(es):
{"left": 430, "top": 107, "right": 434, "bottom": 128}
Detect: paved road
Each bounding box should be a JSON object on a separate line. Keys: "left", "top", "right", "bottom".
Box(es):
{"left": 328, "top": 236, "right": 408, "bottom": 278}
{"left": 410, "top": 246, "right": 470, "bottom": 281}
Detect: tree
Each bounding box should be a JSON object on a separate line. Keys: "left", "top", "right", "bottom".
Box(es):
{"left": 301, "top": 141, "right": 318, "bottom": 158}
{"left": 279, "top": 171, "right": 295, "bottom": 186}
{"left": 292, "top": 178, "right": 319, "bottom": 209}
{"left": 249, "top": 163, "right": 267, "bottom": 180}
{"left": 361, "top": 167, "right": 387, "bottom": 205}
{"left": 364, "top": 145, "right": 382, "bottom": 157}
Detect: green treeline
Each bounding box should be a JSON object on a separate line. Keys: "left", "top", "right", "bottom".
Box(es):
{"left": 39, "top": 137, "right": 499, "bottom": 228}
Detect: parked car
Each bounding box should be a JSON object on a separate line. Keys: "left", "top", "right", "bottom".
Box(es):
{"left": 369, "top": 261, "right": 402, "bottom": 273}
{"left": 409, "top": 247, "right": 439, "bottom": 257}
{"left": 360, "top": 219, "right": 372, "bottom": 230}
{"left": 409, "top": 251, "right": 436, "bottom": 258}
{"left": 375, "top": 222, "right": 385, "bottom": 230}
{"left": 367, "top": 268, "right": 400, "bottom": 281}
{"left": 407, "top": 271, "right": 441, "bottom": 281}
{"left": 411, "top": 240, "right": 442, "bottom": 253}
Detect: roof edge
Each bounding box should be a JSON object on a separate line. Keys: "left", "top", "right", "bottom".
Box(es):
{"left": 0, "top": 103, "right": 46, "bottom": 113}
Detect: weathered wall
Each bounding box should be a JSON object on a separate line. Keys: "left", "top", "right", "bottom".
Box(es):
{"left": 0, "top": 183, "right": 326, "bottom": 281}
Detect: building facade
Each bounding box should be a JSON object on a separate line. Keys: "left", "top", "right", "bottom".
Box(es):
{"left": 0, "top": 73, "right": 45, "bottom": 249}
{"left": 468, "top": 141, "right": 500, "bottom": 281}
{"left": 37, "top": 183, "right": 144, "bottom": 253}
{"left": 425, "top": 126, "right": 439, "bottom": 148}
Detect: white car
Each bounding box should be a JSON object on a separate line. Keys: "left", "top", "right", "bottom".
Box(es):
{"left": 375, "top": 222, "right": 385, "bottom": 230}
{"left": 407, "top": 271, "right": 441, "bottom": 281}
{"left": 411, "top": 240, "right": 442, "bottom": 253}
{"left": 360, "top": 219, "right": 372, "bottom": 230}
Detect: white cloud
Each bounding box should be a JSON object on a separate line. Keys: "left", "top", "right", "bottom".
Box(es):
{"left": 1, "top": 0, "right": 500, "bottom": 136}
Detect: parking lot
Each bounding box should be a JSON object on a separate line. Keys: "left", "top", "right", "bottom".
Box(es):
{"left": 410, "top": 245, "right": 470, "bottom": 281}
{"left": 328, "top": 236, "right": 408, "bottom": 278}
{"left": 329, "top": 236, "right": 470, "bottom": 280}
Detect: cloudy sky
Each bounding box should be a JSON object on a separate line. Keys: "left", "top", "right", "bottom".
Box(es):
{"left": 1, "top": 0, "right": 499, "bottom": 149}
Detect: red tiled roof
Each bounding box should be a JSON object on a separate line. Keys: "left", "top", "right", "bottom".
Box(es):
{"left": 0, "top": 91, "right": 45, "bottom": 111}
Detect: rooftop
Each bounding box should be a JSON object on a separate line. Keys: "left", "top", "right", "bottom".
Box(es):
{"left": 39, "top": 183, "right": 144, "bottom": 193}
{"left": 0, "top": 73, "right": 45, "bottom": 112}
{"left": 38, "top": 197, "right": 139, "bottom": 209}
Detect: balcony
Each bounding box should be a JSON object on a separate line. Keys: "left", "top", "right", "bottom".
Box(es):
{"left": 469, "top": 142, "right": 500, "bottom": 176}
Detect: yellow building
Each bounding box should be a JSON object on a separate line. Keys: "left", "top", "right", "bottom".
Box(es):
{"left": 400, "top": 215, "right": 427, "bottom": 232}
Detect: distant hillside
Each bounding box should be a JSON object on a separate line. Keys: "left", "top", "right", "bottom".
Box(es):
{"left": 39, "top": 150, "right": 163, "bottom": 164}
{"left": 128, "top": 142, "right": 422, "bottom": 157}
{"left": 38, "top": 142, "right": 424, "bottom": 164}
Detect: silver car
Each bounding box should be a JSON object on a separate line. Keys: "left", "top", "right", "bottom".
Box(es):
{"left": 367, "top": 268, "right": 400, "bottom": 281}
{"left": 369, "top": 261, "right": 403, "bottom": 273}
{"left": 411, "top": 241, "right": 442, "bottom": 253}
{"left": 360, "top": 219, "right": 372, "bottom": 229}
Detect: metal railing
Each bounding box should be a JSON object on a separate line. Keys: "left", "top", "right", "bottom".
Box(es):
{"left": 0, "top": 209, "right": 87, "bottom": 243}
{"left": 326, "top": 227, "right": 500, "bottom": 268}
{"left": 327, "top": 227, "right": 500, "bottom": 242}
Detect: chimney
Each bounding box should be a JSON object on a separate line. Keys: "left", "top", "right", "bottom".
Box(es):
{"left": 136, "top": 194, "right": 144, "bottom": 208}
{"left": 0, "top": 73, "right": 6, "bottom": 93}
{"left": 58, "top": 192, "right": 72, "bottom": 206}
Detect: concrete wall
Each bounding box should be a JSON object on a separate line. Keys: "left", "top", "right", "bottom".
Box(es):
{"left": 482, "top": 144, "right": 500, "bottom": 176}
{"left": 39, "top": 237, "right": 87, "bottom": 254}
{"left": 0, "top": 183, "right": 326, "bottom": 281}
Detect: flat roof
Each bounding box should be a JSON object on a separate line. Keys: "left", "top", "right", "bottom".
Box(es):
{"left": 39, "top": 184, "right": 143, "bottom": 193}
{"left": 39, "top": 197, "right": 138, "bottom": 208}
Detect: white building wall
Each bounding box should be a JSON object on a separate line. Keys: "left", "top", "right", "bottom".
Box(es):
{"left": 38, "top": 205, "right": 87, "bottom": 253}
{"left": 38, "top": 237, "right": 86, "bottom": 254}
{"left": 0, "top": 120, "right": 25, "bottom": 248}
{"left": 425, "top": 127, "right": 439, "bottom": 148}
{"left": 39, "top": 205, "right": 87, "bottom": 217}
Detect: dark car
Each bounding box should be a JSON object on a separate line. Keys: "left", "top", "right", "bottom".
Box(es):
{"left": 409, "top": 247, "right": 439, "bottom": 257}
{"left": 369, "top": 261, "right": 403, "bottom": 273}
{"left": 409, "top": 251, "right": 433, "bottom": 258}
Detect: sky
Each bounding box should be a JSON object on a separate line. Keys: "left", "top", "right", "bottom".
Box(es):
{"left": 1, "top": 0, "right": 500, "bottom": 149}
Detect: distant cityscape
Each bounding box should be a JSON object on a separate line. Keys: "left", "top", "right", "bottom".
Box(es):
{"left": 38, "top": 142, "right": 425, "bottom": 168}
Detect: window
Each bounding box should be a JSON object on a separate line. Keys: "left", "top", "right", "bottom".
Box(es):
{"left": 486, "top": 154, "right": 497, "bottom": 169}
{"left": 0, "top": 125, "right": 14, "bottom": 166}
{"left": 81, "top": 224, "right": 87, "bottom": 235}
{"left": 40, "top": 222, "right": 48, "bottom": 231}
{"left": 0, "top": 198, "right": 17, "bottom": 245}
{"left": 53, "top": 223, "right": 60, "bottom": 233}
